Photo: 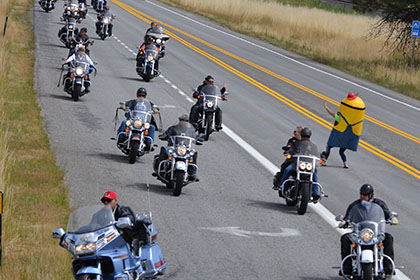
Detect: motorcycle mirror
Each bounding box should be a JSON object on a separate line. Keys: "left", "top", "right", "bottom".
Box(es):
{"left": 52, "top": 227, "right": 66, "bottom": 239}
{"left": 192, "top": 88, "right": 197, "bottom": 92}
{"left": 119, "top": 102, "right": 126, "bottom": 110}
{"left": 335, "top": 215, "right": 344, "bottom": 221}
{"left": 117, "top": 217, "right": 131, "bottom": 229}
{"left": 94, "top": 61, "right": 98, "bottom": 65}
{"left": 390, "top": 211, "right": 398, "bottom": 218}
{"left": 223, "top": 91, "right": 229, "bottom": 96}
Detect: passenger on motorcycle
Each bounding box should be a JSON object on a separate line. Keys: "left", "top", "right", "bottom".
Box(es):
{"left": 95, "top": 6, "right": 115, "bottom": 36}
{"left": 153, "top": 114, "right": 199, "bottom": 181}
{"left": 143, "top": 21, "right": 158, "bottom": 42}
{"left": 100, "top": 190, "right": 139, "bottom": 254}
{"left": 339, "top": 184, "right": 398, "bottom": 276}
{"left": 278, "top": 127, "right": 320, "bottom": 199}
{"left": 189, "top": 75, "right": 226, "bottom": 131}
{"left": 68, "top": 27, "right": 91, "bottom": 57}
{"left": 272, "top": 126, "right": 303, "bottom": 189}
{"left": 63, "top": 45, "right": 95, "bottom": 92}
{"left": 137, "top": 36, "right": 160, "bottom": 71}
{"left": 117, "top": 87, "right": 158, "bottom": 151}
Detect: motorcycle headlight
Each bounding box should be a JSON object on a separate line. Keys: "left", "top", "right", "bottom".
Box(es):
{"left": 69, "top": 25, "right": 73, "bottom": 29}
{"left": 299, "top": 162, "right": 306, "bottom": 170}
{"left": 75, "top": 66, "right": 84, "bottom": 76}
{"left": 177, "top": 145, "right": 187, "bottom": 156}
{"left": 134, "top": 119, "right": 142, "bottom": 128}
{"left": 206, "top": 101, "right": 214, "bottom": 108}
{"left": 144, "top": 123, "right": 150, "bottom": 129}
{"left": 156, "top": 39, "right": 161, "bottom": 44}
{"left": 103, "top": 18, "right": 109, "bottom": 24}
{"left": 147, "top": 55, "right": 154, "bottom": 61}
{"left": 360, "top": 229, "right": 374, "bottom": 243}
{"left": 306, "top": 163, "right": 313, "bottom": 171}
{"left": 75, "top": 242, "right": 96, "bottom": 255}
{"left": 125, "top": 120, "right": 132, "bottom": 127}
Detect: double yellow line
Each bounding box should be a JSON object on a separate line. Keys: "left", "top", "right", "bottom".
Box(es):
{"left": 112, "top": 0, "right": 420, "bottom": 180}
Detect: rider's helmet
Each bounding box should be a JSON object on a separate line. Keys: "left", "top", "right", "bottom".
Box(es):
{"left": 178, "top": 114, "right": 189, "bottom": 122}
{"left": 80, "top": 27, "right": 87, "bottom": 33}
{"left": 137, "top": 87, "right": 147, "bottom": 96}
{"left": 300, "top": 127, "right": 312, "bottom": 138}
{"left": 360, "top": 184, "right": 374, "bottom": 195}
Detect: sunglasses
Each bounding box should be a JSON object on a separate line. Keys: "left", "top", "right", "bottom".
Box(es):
{"left": 138, "top": 94, "right": 146, "bottom": 97}
{"left": 102, "top": 198, "right": 113, "bottom": 204}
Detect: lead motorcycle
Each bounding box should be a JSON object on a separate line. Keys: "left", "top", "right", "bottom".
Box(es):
{"left": 62, "top": 60, "right": 96, "bottom": 101}
{"left": 52, "top": 205, "right": 167, "bottom": 279}
{"left": 114, "top": 101, "right": 156, "bottom": 164}
{"left": 153, "top": 135, "right": 200, "bottom": 196}
{"left": 59, "top": 17, "right": 79, "bottom": 48}
{"left": 39, "top": 0, "right": 56, "bottom": 12}
{"left": 136, "top": 46, "right": 159, "bottom": 82}
{"left": 194, "top": 85, "right": 228, "bottom": 141}
{"left": 335, "top": 208, "right": 401, "bottom": 280}
{"left": 278, "top": 154, "right": 327, "bottom": 215}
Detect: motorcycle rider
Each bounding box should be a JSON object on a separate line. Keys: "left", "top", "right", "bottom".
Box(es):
{"left": 62, "top": 45, "right": 95, "bottom": 93}
{"left": 339, "top": 184, "right": 398, "bottom": 276}
{"left": 58, "top": 2, "right": 80, "bottom": 39}
{"left": 189, "top": 75, "right": 227, "bottom": 131}
{"left": 137, "top": 36, "right": 160, "bottom": 71}
{"left": 100, "top": 190, "right": 139, "bottom": 254}
{"left": 68, "top": 27, "right": 91, "bottom": 57}
{"left": 143, "top": 21, "right": 158, "bottom": 42}
{"left": 278, "top": 127, "right": 320, "bottom": 200}
{"left": 272, "top": 126, "right": 303, "bottom": 189}
{"left": 117, "top": 87, "right": 158, "bottom": 151}
{"left": 96, "top": 6, "right": 115, "bottom": 36}
{"left": 153, "top": 114, "right": 200, "bottom": 181}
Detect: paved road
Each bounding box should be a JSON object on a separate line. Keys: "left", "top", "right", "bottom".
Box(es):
{"left": 34, "top": 0, "right": 419, "bottom": 279}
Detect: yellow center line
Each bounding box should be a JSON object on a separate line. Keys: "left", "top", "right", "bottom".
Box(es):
{"left": 113, "top": 0, "right": 420, "bottom": 145}
{"left": 112, "top": 0, "right": 420, "bottom": 180}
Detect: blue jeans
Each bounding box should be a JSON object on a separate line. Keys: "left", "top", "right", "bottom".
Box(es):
{"left": 279, "top": 163, "right": 319, "bottom": 196}
{"left": 323, "top": 145, "right": 347, "bottom": 163}
{"left": 117, "top": 121, "right": 155, "bottom": 144}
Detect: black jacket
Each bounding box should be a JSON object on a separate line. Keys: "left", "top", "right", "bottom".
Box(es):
{"left": 288, "top": 139, "right": 318, "bottom": 157}
{"left": 193, "top": 83, "right": 226, "bottom": 99}
{"left": 282, "top": 136, "right": 299, "bottom": 154}
{"left": 114, "top": 204, "right": 136, "bottom": 243}
{"left": 344, "top": 198, "right": 392, "bottom": 221}
{"left": 160, "top": 122, "right": 197, "bottom": 145}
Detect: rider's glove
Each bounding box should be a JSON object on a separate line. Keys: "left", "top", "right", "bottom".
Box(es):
{"left": 338, "top": 221, "right": 347, "bottom": 228}
{"left": 390, "top": 217, "right": 399, "bottom": 225}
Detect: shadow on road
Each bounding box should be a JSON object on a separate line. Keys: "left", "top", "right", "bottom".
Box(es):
{"left": 246, "top": 199, "right": 297, "bottom": 215}
{"left": 88, "top": 152, "right": 128, "bottom": 163}
{"left": 300, "top": 276, "right": 341, "bottom": 280}
{"left": 48, "top": 94, "right": 71, "bottom": 101}
{"left": 119, "top": 76, "right": 143, "bottom": 82}
{"left": 125, "top": 182, "right": 173, "bottom": 196}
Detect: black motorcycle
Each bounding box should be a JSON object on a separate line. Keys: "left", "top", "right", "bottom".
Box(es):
{"left": 62, "top": 60, "right": 95, "bottom": 101}
{"left": 97, "top": 14, "right": 114, "bottom": 40}
{"left": 194, "top": 85, "right": 228, "bottom": 141}
{"left": 39, "top": 0, "right": 56, "bottom": 12}
{"left": 59, "top": 17, "right": 79, "bottom": 48}
{"left": 136, "top": 47, "right": 159, "bottom": 82}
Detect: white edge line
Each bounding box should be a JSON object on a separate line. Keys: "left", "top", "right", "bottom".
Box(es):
{"left": 146, "top": 0, "right": 420, "bottom": 112}
{"left": 222, "top": 125, "right": 408, "bottom": 279}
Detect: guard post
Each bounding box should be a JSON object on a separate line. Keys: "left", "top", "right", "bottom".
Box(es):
{"left": 410, "top": 20, "right": 420, "bottom": 69}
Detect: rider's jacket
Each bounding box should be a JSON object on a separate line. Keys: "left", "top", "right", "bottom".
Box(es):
{"left": 193, "top": 82, "right": 226, "bottom": 99}
{"left": 344, "top": 198, "right": 392, "bottom": 221}
{"left": 114, "top": 204, "right": 136, "bottom": 244}
{"left": 65, "top": 52, "right": 94, "bottom": 65}
{"left": 288, "top": 139, "right": 319, "bottom": 157}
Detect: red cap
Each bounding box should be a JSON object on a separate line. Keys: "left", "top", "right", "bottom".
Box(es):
{"left": 347, "top": 92, "right": 357, "bottom": 100}
{"left": 101, "top": 190, "right": 117, "bottom": 202}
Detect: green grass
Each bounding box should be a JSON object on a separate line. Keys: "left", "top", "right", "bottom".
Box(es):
{"left": 0, "top": 0, "right": 72, "bottom": 278}
{"left": 269, "top": 0, "right": 358, "bottom": 14}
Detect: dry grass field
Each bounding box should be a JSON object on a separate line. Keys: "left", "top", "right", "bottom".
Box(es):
{"left": 0, "top": 0, "right": 72, "bottom": 278}
{"left": 162, "top": 0, "right": 420, "bottom": 100}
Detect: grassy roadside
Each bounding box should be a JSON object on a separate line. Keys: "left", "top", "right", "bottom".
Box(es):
{"left": 160, "top": 0, "right": 420, "bottom": 100}
{"left": 0, "top": 0, "right": 72, "bottom": 278}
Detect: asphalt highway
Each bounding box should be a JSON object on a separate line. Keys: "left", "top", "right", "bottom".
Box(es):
{"left": 34, "top": 0, "right": 420, "bottom": 279}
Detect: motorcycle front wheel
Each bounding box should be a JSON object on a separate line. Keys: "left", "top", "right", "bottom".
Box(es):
{"left": 73, "top": 84, "right": 81, "bottom": 101}
{"left": 128, "top": 141, "right": 139, "bottom": 164}
{"left": 204, "top": 115, "right": 212, "bottom": 141}
{"left": 361, "top": 263, "right": 373, "bottom": 280}
{"left": 144, "top": 67, "right": 152, "bottom": 82}
{"left": 172, "top": 170, "right": 184, "bottom": 196}
{"left": 297, "top": 182, "right": 310, "bottom": 215}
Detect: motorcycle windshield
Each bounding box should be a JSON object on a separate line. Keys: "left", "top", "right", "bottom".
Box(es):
{"left": 169, "top": 135, "right": 195, "bottom": 148}
{"left": 102, "top": 16, "right": 112, "bottom": 24}
{"left": 144, "top": 48, "right": 158, "bottom": 59}
{"left": 349, "top": 203, "right": 386, "bottom": 232}
{"left": 75, "top": 61, "right": 89, "bottom": 73}
{"left": 67, "top": 205, "right": 115, "bottom": 234}
{"left": 200, "top": 85, "right": 219, "bottom": 96}
{"left": 67, "top": 17, "right": 76, "bottom": 24}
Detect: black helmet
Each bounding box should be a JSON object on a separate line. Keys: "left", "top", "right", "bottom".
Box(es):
{"left": 178, "top": 114, "right": 189, "bottom": 122}
{"left": 360, "top": 184, "right": 374, "bottom": 195}
{"left": 300, "top": 127, "right": 312, "bottom": 138}
{"left": 137, "top": 87, "right": 147, "bottom": 95}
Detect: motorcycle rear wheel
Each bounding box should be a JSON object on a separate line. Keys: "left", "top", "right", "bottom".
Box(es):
{"left": 172, "top": 170, "right": 184, "bottom": 196}
{"left": 361, "top": 263, "right": 373, "bottom": 280}
{"left": 297, "top": 182, "right": 310, "bottom": 215}
{"left": 72, "top": 84, "right": 81, "bottom": 101}
{"left": 128, "top": 141, "right": 140, "bottom": 164}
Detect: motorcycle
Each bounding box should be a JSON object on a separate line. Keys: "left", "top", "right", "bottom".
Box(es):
{"left": 335, "top": 209, "right": 401, "bottom": 280}
{"left": 52, "top": 205, "right": 167, "bottom": 279}
{"left": 144, "top": 28, "right": 170, "bottom": 59}
{"left": 194, "top": 85, "right": 228, "bottom": 141}
{"left": 278, "top": 154, "right": 327, "bottom": 215}
{"left": 68, "top": 39, "right": 94, "bottom": 57}
{"left": 78, "top": 1, "right": 88, "bottom": 19}
{"left": 154, "top": 135, "right": 199, "bottom": 196}
{"left": 62, "top": 60, "right": 96, "bottom": 101}
{"left": 94, "top": 0, "right": 106, "bottom": 12}
{"left": 59, "top": 17, "right": 79, "bottom": 48}
{"left": 97, "top": 15, "right": 114, "bottom": 40}
{"left": 136, "top": 47, "right": 159, "bottom": 82}
{"left": 39, "top": 0, "right": 56, "bottom": 12}
{"left": 115, "top": 101, "right": 155, "bottom": 164}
